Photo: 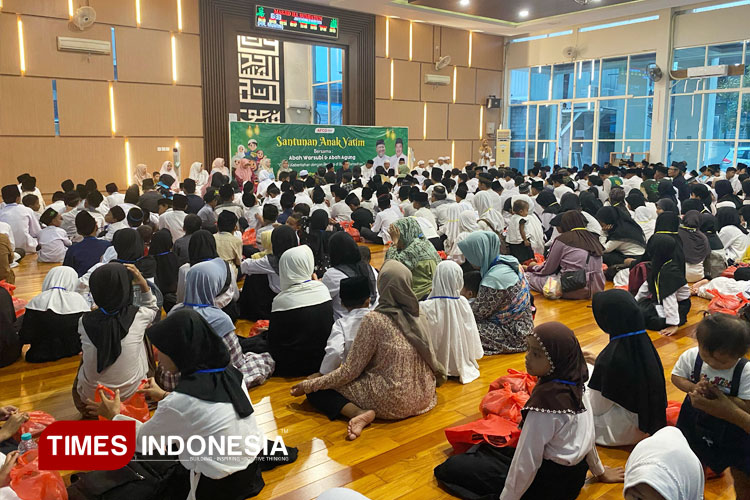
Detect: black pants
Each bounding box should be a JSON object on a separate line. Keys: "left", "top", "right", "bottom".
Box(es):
{"left": 238, "top": 274, "right": 276, "bottom": 321}
{"left": 508, "top": 243, "right": 534, "bottom": 264}
{"left": 239, "top": 330, "right": 268, "bottom": 354}
{"left": 638, "top": 297, "right": 691, "bottom": 330}
{"left": 429, "top": 237, "right": 444, "bottom": 252}
{"left": 601, "top": 251, "right": 642, "bottom": 281}
{"left": 359, "top": 227, "right": 383, "bottom": 244}
{"left": 306, "top": 389, "right": 351, "bottom": 420}
{"left": 434, "top": 444, "right": 588, "bottom": 500}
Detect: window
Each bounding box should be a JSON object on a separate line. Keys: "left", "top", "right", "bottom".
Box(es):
{"left": 510, "top": 69, "right": 530, "bottom": 104}
{"left": 601, "top": 57, "right": 627, "bottom": 97}
{"left": 529, "top": 66, "right": 551, "bottom": 101}
{"left": 311, "top": 46, "right": 344, "bottom": 125}
{"left": 552, "top": 63, "right": 574, "bottom": 100}
{"left": 706, "top": 43, "right": 743, "bottom": 90}
{"left": 575, "top": 60, "right": 599, "bottom": 99}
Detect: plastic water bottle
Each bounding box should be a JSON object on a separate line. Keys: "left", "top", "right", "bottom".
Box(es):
{"left": 17, "top": 433, "right": 37, "bottom": 454}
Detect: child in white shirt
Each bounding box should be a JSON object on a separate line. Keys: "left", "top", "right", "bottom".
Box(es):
{"left": 319, "top": 276, "right": 371, "bottom": 374}
{"left": 506, "top": 199, "right": 544, "bottom": 264}
{"left": 37, "top": 208, "right": 71, "bottom": 263}
{"left": 242, "top": 192, "right": 262, "bottom": 233}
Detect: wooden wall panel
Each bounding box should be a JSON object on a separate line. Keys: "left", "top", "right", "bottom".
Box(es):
{"left": 176, "top": 33, "right": 201, "bottom": 87}
{"left": 127, "top": 137, "right": 204, "bottom": 177}
{"left": 115, "top": 83, "right": 203, "bottom": 137}
{"left": 0, "top": 13, "right": 20, "bottom": 76}
{"left": 0, "top": 76, "right": 54, "bottom": 136}
{"left": 0, "top": 137, "right": 126, "bottom": 193}
{"left": 475, "top": 69, "right": 502, "bottom": 105}
{"left": 56, "top": 80, "right": 110, "bottom": 137}
{"left": 22, "top": 17, "right": 113, "bottom": 81}
{"left": 393, "top": 60, "right": 421, "bottom": 101}
{"left": 420, "top": 63, "right": 452, "bottom": 103}
{"left": 407, "top": 140, "right": 451, "bottom": 161}
{"left": 440, "top": 28, "right": 469, "bottom": 68}
{"left": 375, "top": 57, "right": 390, "bottom": 100}
{"left": 425, "top": 102, "right": 447, "bottom": 140}
{"left": 375, "top": 16, "right": 386, "bottom": 58}
{"left": 455, "top": 66, "right": 476, "bottom": 104}
{"left": 180, "top": 0, "right": 200, "bottom": 35}
{"left": 88, "top": 0, "right": 137, "bottom": 27}
{"left": 448, "top": 103, "right": 481, "bottom": 140}
{"left": 375, "top": 99, "right": 422, "bottom": 133}
{"left": 1, "top": 1, "right": 67, "bottom": 18}
{"left": 411, "top": 22, "right": 434, "bottom": 64}
{"left": 453, "top": 140, "right": 473, "bottom": 166}
{"left": 116, "top": 27, "right": 172, "bottom": 84}
{"left": 472, "top": 33, "right": 504, "bottom": 71}
{"left": 140, "top": 0, "right": 180, "bottom": 32}
{"left": 388, "top": 18, "right": 410, "bottom": 61}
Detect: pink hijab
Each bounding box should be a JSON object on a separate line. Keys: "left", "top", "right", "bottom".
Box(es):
{"left": 234, "top": 158, "right": 256, "bottom": 187}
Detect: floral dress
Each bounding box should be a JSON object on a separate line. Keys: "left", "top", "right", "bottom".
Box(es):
{"left": 470, "top": 275, "right": 534, "bottom": 355}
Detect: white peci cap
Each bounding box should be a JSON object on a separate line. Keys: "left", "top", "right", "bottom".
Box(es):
{"left": 299, "top": 170, "right": 308, "bottom": 176}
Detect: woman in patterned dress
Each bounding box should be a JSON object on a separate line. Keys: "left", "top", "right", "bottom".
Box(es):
{"left": 458, "top": 231, "right": 534, "bottom": 354}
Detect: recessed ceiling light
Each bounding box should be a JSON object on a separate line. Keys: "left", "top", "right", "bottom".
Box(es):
{"left": 519, "top": 9, "right": 529, "bottom": 17}
{"left": 459, "top": 0, "right": 470, "bottom": 6}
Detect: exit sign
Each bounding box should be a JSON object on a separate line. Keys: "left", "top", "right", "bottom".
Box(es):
{"left": 255, "top": 5, "right": 339, "bottom": 40}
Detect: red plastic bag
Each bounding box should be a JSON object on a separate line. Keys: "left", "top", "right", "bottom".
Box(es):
{"left": 533, "top": 253, "right": 545, "bottom": 265}
{"left": 95, "top": 382, "right": 150, "bottom": 422}
{"left": 721, "top": 263, "right": 749, "bottom": 278}
{"left": 242, "top": 228, "right": 257, "bottom": 246}
{"left": 707, "top": 289, "right": 749, "bottom": 316}
{"left": 489, "top": 369, "right": 537, "bottom": 394}
{"left": 248, "top": 319, "right": 269, "bottom": 337}
{"left": 0, "top": 280, "right": 25, "bottom": 318}
{"left": 10, "top": 450, "right": 68, "bottom": 500}
{"left": 437, "top": 251, "right": 447, "bottom": 260}
{"left": 445, "top": 414, "right": 521, "bottom": 454}
{"left": 666, "top": 400, "right": 682, "bottom": 426}
{"left": 479, "top": 384, "right": 530, "bottom": 423}
{"left": 13, "top": 411, "right": 55, "bottom": 443}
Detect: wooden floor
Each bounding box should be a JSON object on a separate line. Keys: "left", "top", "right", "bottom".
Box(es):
{"left": 2, "top": 248, "right": 738, "bottom": 499}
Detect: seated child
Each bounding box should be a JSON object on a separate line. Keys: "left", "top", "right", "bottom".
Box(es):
{"left": 505, "top": 199, "right": 543, "bottom": 264}
{"left": 461, "top": 270, "right": 481, "bottom": 303}
{"left": 320, "top": 276, "right": 371, "bottom": 374}
{"left": 672, "top": 313, "right": 750, "bottom": 493}
{"left": 37, "top": 208, "right": 71, "bottom": 263}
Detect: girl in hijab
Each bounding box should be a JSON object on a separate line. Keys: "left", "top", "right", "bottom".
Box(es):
{"left": 132, "top": 164, "right": 150, "bottom": 190}
{"left": 596, "top": 206, "right": 646, "bottom": 280}
{"left": 535, "top": 190, "right": 560, "bottom": 239}
{"left": 385, "top": 217, "right": 441, "bottom": 299}
{"left": 167, "top": 260, "right": 274, "bottom": 390}
{"left": 526, "top": 211, "right": 605, "bottom": 299}
{"left": 700, "top": 212, "right": 727, "bottom": 279}
{"left": 74, "top": 263, "right": 158, "bottom": 418}
{"left": 238, "top": 225, "right": 298, "bottom": 320}
{"left": 587, "top": 289, "right": 667, "bottom": 446}
{"left": 457, "top": 231, "right": 534, "bottom": 355}
{"left": 96, "top": 309, "right": 288, "bottom": 500}
{"left": 176, "top": 230, "right": 238, "bottom": 312}
{"left": 579, "top": 190, "right": 603, "bottom": 218}
{"left": 189, "top": 161, "right": 208, "bottom": 194}
{"left": 234, "top": 158, "right": 256, "bottom": 188}
{"left": 446, "top": 210, "right": 480, "bottom": 265}
{"left": 250, "top": 246, "right": 333, "bottom": 376}
{"left": 203, "top": 158, "right": 229, "bottom": 196}
{"left": 678, "top": 210, "right": 710, "bottom": 282}
{"left": 473, "top": 190, "right": 506, "bottom": 236}
{"left": 655, "top": 198, "right": 677, "bottom": 215}
{"left": 657, "top": 179, "right": 678, "bottom": 208}
{"left": 304, "top": 209, "right": 333, "bottom": 278}
{"left": 291, "top": 260, "right": 443, "bottom": 441}
{"left": 623, "top": 427, "right": 704, "bottom": 500}
{"left": 19, "top": 266, "right": 89, "bottom": 362}
{"left": 626, "top": 189, "right": 657, "bottom": 241}
{"left": 715, "top": 179, "right": 741, "bottom": 209}
{"left": 159, "top": 161, "right": 179, "bottom": 190}
{"left": 548, "top": 193, "right": 603, "bottom": 248}
{"left": 322, "top": 232, "right": 378, "bottom": 321}
{"left": 419, "top": 261, "right": 483, "bottom": 384}
{"left": 257, "top": 170, "right": 275, "bottom": 199}
{"left": 641, "top": 211, "right": 685, "bottom": 272}
{"left": 717, "top": 206, "right": 750, "bottom": 264}
{"left": 0, "top": 286, "right": 20, "bottom": 368}
{"left": 434, "top": 322, "right": 622, "bottom": 499}
{"left": 149, "top": 229, "right": 180, "bottom": 312}
{"left": 634, "top": 234, "right": 691, "bottom": 336}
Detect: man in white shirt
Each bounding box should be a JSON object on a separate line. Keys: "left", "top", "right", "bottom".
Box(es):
{"left": 436, "top": 157, "right": 448, "bottom": 173}
{"left": 105, "top": 183, "right": 126, "bottom": 211}
{"left": 361, "top": 194, "right": 401, "bottom": 244}
{"left": 0, "top": 184, "right": 41, "bottom": 253}
{"left": 158, "top": 194, "right": 188, "bottom": 241}
{"left": 360, "top": 159, "right": 375, "bottom": 184}
{"left": 551, "top": 174, "right": 574, "bottom": 202}
{"left": 330, "top": 186, "right": 353, "bottom": 222}
{"left": 372, "top": 139, "right": 388, "bottom": 170}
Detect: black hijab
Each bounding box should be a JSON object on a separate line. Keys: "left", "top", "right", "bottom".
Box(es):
{"left": 651, "top": 211, "right": 686, "bottom": 270}
{"left": 679, "top": 211, "right": 710, "bottom": 265}
{"left": 700, "top": 213, "right": 724, "bottom": 250}
{"left": 188, "top": 230, "right": 219, "bottom": 266}
{"left": 82, "top": 264, "right": 139, "bottom": 373}
{"left": 305, "top": 209, "right": 332, "bottom": 272}
{"left": 717, "top": 206, "right": 747, "bottom": 234}
{"left": 112, "top": 228, "right": 155, "bottom": 278}
{"left": 657, "top": 179, "right": 677, "bottom": 204}
{"left": 268, "top": 225, "right": 298, "bottom": 274}
{"left": 147, "top": 309, "right": 253, "bottom": 418}
{"left": 589, "top": 289, "right": 667, "bottom": 435}
{"left": 550, "top": 193, "right": 582, "bottom": 226}
{"left": 715, "top": 180, "right": 741, "bottom": 209}
{"left": 625, "top": 189, "right": 646, "bottom": 211}
{"left": 523, "top": 322, "right": 588, "bottom": 420}
{"left": 329, "top": 232, "right": 377, "bottom": 303}
{"left": 0, "top": 287, "right": 21, "bottom": 368}
{"left": 680, "top": 198, "right": 704, "bottom": 215}
{"left": 646, "top": 234, "right": 687, "bottom": 303}
{"left": 596, "top": 206, "right": 645, "bottom": 246}
{"left": 536, "top": 190, "right": 559, "bottom": 214}
{"left": 655, "top": 198, "right": 677, "bottom": 214}
{"left": 149, "top": 229, "right": 180, "bottom": 294}
{"left": 579, "top": 191, "right": 602, "bottom": 218}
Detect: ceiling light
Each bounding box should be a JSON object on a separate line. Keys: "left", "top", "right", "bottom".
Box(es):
{"left": 459, "top": 0, "right": 470, "bottom": 6}
{"left": 519, "top": 9, "right": 529, "bottom": 17}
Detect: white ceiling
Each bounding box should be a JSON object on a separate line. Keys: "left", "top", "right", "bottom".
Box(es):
{"left": 300, "top": 0, "right": 718, "bottom": 36}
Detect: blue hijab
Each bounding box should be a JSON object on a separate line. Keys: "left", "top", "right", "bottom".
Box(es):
{"left": 458, "top": 231, "right": 521, "bottom": 290}
{"left": 171, "top": 259, "right": 234, "bottom": 337}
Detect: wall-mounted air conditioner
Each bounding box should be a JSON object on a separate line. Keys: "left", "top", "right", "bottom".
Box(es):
{"left": 424, "top": 74, "right": 451, "bottom": 86}
{"left": 57, "top": 37, "right": 110, "bottom": 55}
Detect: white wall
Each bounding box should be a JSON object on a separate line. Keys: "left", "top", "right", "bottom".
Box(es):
{"left": 283, "top": 42, "right": 312, "bottom": 124}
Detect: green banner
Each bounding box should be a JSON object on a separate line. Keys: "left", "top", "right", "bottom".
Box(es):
{"left": 229, "top": 122, "right": 409, "bottom": 172}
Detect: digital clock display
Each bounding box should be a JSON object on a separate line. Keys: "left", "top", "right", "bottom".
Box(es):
{"left": 255, "top": 5, "right": 339, "bottom": 39}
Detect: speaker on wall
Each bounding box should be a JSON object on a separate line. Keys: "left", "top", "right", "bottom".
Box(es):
{"left": 486, "top": 95, "right": 502, "bottom": 109}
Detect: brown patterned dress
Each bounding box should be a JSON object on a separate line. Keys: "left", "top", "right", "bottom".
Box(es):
{"left": 302, "top": 311, "right": 438, "bottom": 420}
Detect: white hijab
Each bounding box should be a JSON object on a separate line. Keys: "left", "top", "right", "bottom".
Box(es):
{"left": 189, "top": 162, "right": 208, "bottom": 187}
{"left": 159, "top": 161, "right": 179, "bottom": 189}
{"left": 418, "top": 261, "right": 483, "bottom": 384}
{"left": 624, "top": 427, "right": 704, "bottom": 500}
{"left": 26, "top": 266, "right": 90, "bottom": 315}
{"left": 473, "top": 190, "right": 505, "bottom": 233}
{"left": 440, "top": 203, "right": 471, "bottom": 245}
{"left": 272, "top": 246, "right": 331, "bottom": 312}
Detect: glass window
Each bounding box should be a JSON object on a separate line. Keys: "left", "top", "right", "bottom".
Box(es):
{"left": 536, "top": 141, "right": 556, "bottom": 166}
{"left": 672, "top": 47, "right": 705, "bottom": 94}
{"left": 510, "top": 106, "right": 528, "bottom": 140}
{"left": 669, "top": 94, "right": 703, "bottom": 139}
{"left": 572, "top": 102, "right": 594, "bottom": 141}
{"left": 313, "top": 85, "right": 329, "bottom": 124}
{"left": 702, "top": 92, "right": 738, "bottom": 140}
{"left": 330, "top": 48, "right": 343, "bottom": 81}
{"left": 667, "top": 141, "right": 699, "bottom": 167}
{"left": 701, "top": 141, "right": 736, "bottom": 167}
{"left": 537, "top": 104, "right": 558, "bottom": 141}
{"left": 552, "top": 63, "right": 575, "bottom": 100}
{"left": 313, "top": 45, "right": 329, "bottom": 84}
{"left": 510, "top": 142, "right": 526, "bottom": 171}
{"left": 740, "top": 94, "right": 750, "bottom": 140}
{"left": 575, "top": 60, "right": 599, "bottom": 99}
{"left": 736, "top": 142, "right": 750, "bottom": 163}
{"left": 597, "top": 141, "right": 622, "bottom": 165}
{"left": 330, "top": 82, "right": 343, "bottom": 125}
{"left": 510, "top": 68, "right": 530, "bottom": 104}
{"left": 526, "top": 142, "right": 536, "bottom": 172}
{"left": 530, "top": 66, "right": 551, "bottom": 101}
{"left": 601, "top": 57, "right": 627, "bottom": 96}
{"left": 624, "top": 141, "right": 650, "bottom": 156}
{"left": 626, "top": 98, "right": 652, "bottom": 139}
{"left": 706, "top": 43, "right": 742, "bottom": 89}
{"left": 628, "top": 53, "right": 656, "bottom": 96}
{"left": 571, "top": 142, "right": 593, "bottom": 168}
{"left": 599, "top": 99, "right": 625, "bottom": 140}
{"left": 528, "top": 105, "right": 538, "bottom": 141}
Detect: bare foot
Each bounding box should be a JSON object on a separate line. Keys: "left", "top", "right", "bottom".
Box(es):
{"left": 346, "top": 410, "right": 375, "bottom": 441}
